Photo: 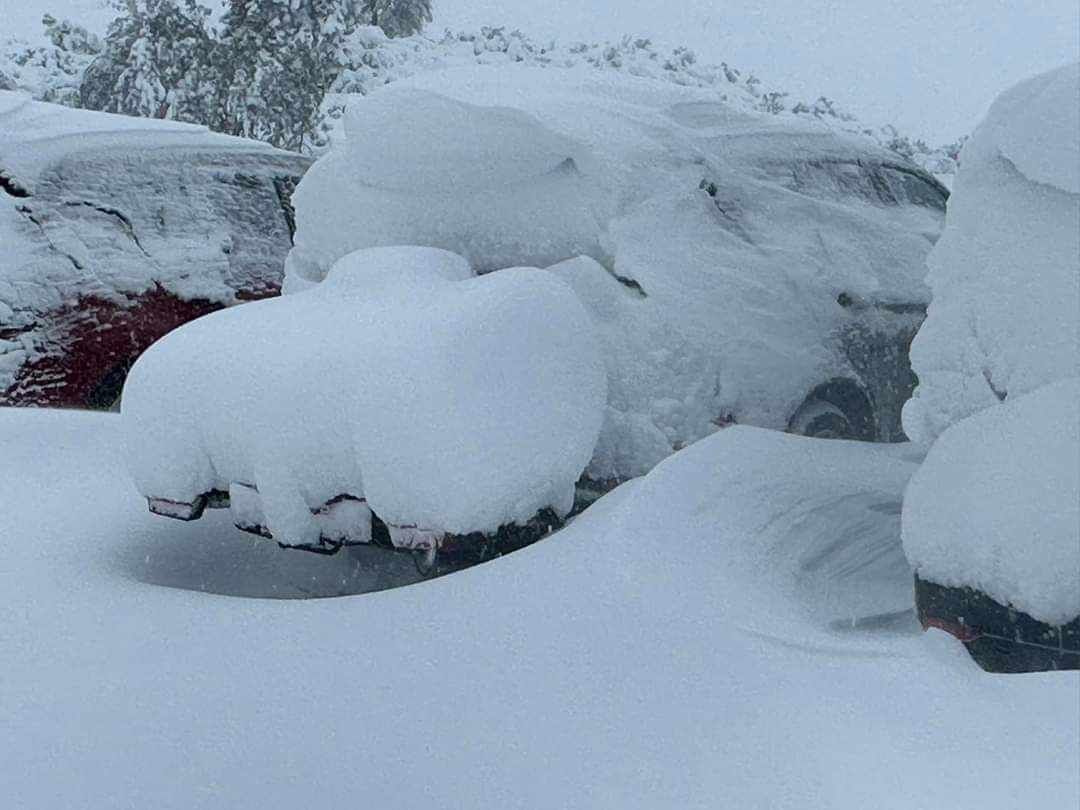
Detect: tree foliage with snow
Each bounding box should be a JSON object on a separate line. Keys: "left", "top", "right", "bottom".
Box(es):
{"left": 362, "top": 0, "right": 433, "bottom": 38}
{"left": 80, "top": 0, "right": 214, "bottom": 120}
{"left": 26, "top": 11, "right": 958, "bottom": 171}
{"left": 214, "top": 0, "right": 365, "bottom": 150}
{"left": 0, "top": 16, "right": 101, "bottom": 105}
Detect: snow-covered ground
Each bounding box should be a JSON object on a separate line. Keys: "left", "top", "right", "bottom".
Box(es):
{"left": 2, "top": 407, "right": 1077, "bottom": 809}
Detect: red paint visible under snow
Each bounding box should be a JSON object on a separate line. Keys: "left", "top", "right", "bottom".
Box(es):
{"left": 2, "top": 283, "right": 279, "bottom": 409}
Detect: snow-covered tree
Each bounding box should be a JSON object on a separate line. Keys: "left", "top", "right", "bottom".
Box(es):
{"left": 80, "top": 0, "right": 214, "bottom": 120}
{"left": 1, "top": 16, "right": 100, "bottom": 105}
{"left": 41, "top": 14, "right": 104, "bottom": 55}
{"left": 363, "top": 0, "right": 432, "bottom": 38}
{"left": 216, "top": 0, "right": 364, "bottom": 150}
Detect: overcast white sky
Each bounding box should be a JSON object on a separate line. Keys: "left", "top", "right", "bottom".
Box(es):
{"left": 3, "top": 0, "right": 1078, "bottom": 141}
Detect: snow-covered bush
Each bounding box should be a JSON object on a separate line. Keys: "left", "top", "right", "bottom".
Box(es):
{"left": 122, "top": 247, "right": 606, "bottom": 546}
{"left": 0, "top": 18, "right": 100, "bottom": 106}
{"left": 901, "top": 62, "right": 1079, "bottom": 623}
{"left": 286, "top": 66, "right": 947, "bottom": 481}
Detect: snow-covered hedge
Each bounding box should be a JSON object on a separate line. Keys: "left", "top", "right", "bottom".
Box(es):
{"left": 122, "top": 247, "right": 606, "bottom": 545}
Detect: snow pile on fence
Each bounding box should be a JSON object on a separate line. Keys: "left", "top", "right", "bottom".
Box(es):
{"left": 901, "top": 63, "right": 1080, "bottom": 622}
{"left": 287, "top": 66, "right": 946, "bottom": 480}
{"left": 122, "top": 246, "right": 605, "bottom": 543}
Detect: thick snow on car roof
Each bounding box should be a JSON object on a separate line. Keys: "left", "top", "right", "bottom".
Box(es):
{"left": 0, "top": 90, "right": 285, "bottom": 193}
{"left": 903, "top": 61, "right": 1080, "bottom": 443}
{"left": 900, "top": 63, "right": 1080, "bottom": 625}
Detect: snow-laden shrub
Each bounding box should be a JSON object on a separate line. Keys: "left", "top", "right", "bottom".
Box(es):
{"left": 0, "top": 19, "right": 99, "bottom": 106}
{"left": 9, "top": 10, "right": 960, "bottom": 171}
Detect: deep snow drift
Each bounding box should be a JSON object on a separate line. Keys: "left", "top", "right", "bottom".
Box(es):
{"left": 122, "top": 247, "right": 605, "bottom": 544}
{"left": 3, "top": 408, "right": 1077, "bottom": 809}
{"left": 286, "top": 66, "right": 946, "bottom": 480}
{"left": 902, "top": 62, "right": 1080, "bottom": 444}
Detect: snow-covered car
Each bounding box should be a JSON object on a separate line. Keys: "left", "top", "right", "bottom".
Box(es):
{"left": 122, "top": 247, "right": 606, "bottom": 574}
{"left": 902, "top": 62, "right": 1079, "bottom": 672}
{"left": 286, "top": 67, "right": 948, "bottom": 487}
{"left": 124, "top": 64, "right": 948, "bottom": 569}
{"left": 0, "top": 91, "right": 310, "bottom": 408}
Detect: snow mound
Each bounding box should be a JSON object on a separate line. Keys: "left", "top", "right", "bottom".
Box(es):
{"left": 903, "top": 62, "right": 1080, "bottom": 442}
{"left": 6, "top": 408, "right": 1078, "bottom": 809}
{"left": 287, "top": 66, "right": 947, "bottom": 478}
{"left": 122, "top": 246, "right": 605, "bottom": 541}
{"left": 285, "top": 87, "right": 604, "bottom": 288}
{"left": 629, "top": 426, "right": 923, "bottom": 637}
{"left": 903, "top": 378, "right": 1080, "bottom": 625}
{"left": 988, "top": 62, "right": 1080, "bottom": 195}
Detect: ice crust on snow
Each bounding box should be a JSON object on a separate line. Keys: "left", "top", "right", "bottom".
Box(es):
{"left": 122, "top": 246, "right": 605, "bottom": 543}
{"left": 904, "top": 378, "right": 1080, "bottom": 624}
{"left": 902, "top": 62, "right": 1080, "bottom": 443}
{"left": 285, "top": 66, "right": 947, "bottom": 479}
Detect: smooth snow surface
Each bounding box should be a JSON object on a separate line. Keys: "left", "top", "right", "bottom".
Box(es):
{"left": 288, "top": 67, "right": 946, "bottom": 478}
{"left": 122, "top": 247, "right": 605, "bottom": 540}
{"left": 3, "top": 409, "right": 1078, "bottom": 809}
{"left": 905, "top": 379, "right": 1080, "bottom": 625}
{"left": 0, "top": 90, "right": 277, "bottom": 192}
{"left": 903, "top": 62, "right": 1080, "bottom": 443}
